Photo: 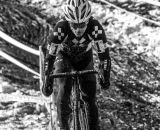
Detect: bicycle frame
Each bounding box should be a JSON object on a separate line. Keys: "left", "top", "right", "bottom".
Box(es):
{"left": 50, "top": 70, "right": 98, "bottom": 130}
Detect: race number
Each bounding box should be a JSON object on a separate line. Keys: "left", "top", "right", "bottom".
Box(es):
{"left": 49, "top": 43, "right": 61, "bottom": 56}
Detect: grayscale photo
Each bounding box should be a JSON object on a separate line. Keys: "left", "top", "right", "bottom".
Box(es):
{"left": 0, "top": 0, "right": 160, "bottom": 130}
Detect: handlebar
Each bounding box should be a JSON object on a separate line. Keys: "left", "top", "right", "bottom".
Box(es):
{"left": 50, "top": 70, "right": 98, "bottom": 78}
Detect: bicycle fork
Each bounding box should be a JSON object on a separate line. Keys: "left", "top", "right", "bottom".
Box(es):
{"left": 72, "top": 75, "right": 80, "bottom": 130}
{"left": 72, "top": 76, "right": 89, "bottom": 130}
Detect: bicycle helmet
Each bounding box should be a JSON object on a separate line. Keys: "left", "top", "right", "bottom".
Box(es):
{"left": 63, "top": 0, "right": 92, "bottom": 23}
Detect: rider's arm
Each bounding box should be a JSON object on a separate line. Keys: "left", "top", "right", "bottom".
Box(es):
{"left": 97, "top": 42, "right": 111, "bottom": 90}
{"left": 45, "top": 20, "right": 67, "bottom": 75}
{"left": 42, "top": 20, "right": 67, "bottom": 97}
{"left": 90, "top": 18, "right": 111, "bottom": 89}
{"left": 95, "top": 40, "right": 111, "bottom": 83}
{"left": 98, "top": 47, "right": 111, "bottom": 80}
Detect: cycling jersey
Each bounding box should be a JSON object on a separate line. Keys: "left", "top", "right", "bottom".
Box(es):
{"left": 48, "top": 16, "right": 108, "bottom": 61}
{"left": 43, "top": 16, "right": 111, "bottom": 130}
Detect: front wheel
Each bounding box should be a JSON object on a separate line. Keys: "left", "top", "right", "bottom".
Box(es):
{"left": 69, "top": 102, "right": 80, "bottom": 130}
{"left": 69, "top": 77, "right": 89, "bottom": 130}
{"left": 79, "top": 103, "right": 89, "bottom": 130}
{"left": 69, "top": 102, "right": 89, "bottom": 130}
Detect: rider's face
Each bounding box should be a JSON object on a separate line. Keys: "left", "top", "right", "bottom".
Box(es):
{"left": 69, "top": 21, "right": 88, "bottom": 37}
{"left": 72, "top": 27, "right": 87, "bottom": 37}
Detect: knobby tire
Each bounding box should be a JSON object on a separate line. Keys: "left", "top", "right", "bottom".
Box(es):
{"left": 70, "top": 76, "right": 89, "bottom": 130}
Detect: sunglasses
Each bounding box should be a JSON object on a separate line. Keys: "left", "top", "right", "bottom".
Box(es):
{"left": 70, "top": 21, "right": 88, "bottom": 29}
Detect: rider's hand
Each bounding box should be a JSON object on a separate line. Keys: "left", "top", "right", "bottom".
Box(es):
{"left": 99, "top": 62, "right": 110, "bottom": 90}
{"left": 100, "top": 80, "right": 110, "bottom": 90}
{"left": 100, "top": 70, "right": 110, "bottom": 90}
{"left": 100, "top": 76, "right": 110, "bottom": 90}
{"left": 42, "top": 76, "right": 53, "bottom": 97}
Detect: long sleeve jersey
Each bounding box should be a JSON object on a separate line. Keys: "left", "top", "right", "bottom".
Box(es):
{"left": 47, "top": 16, "right": 110, "bottom": 67}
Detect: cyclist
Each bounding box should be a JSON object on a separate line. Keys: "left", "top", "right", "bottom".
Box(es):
{"left": 42, "top": 0, "right": 111, "bottom": 129}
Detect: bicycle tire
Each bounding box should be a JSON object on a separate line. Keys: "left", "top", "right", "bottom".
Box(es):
{"left": 69, "top": 76, "right": 90, "bottom": 130}
{"left": 70, "top": 103, "right": 89, "bottom": 130}
{"left": 79, "top": 102, "right": 89, "bottom": 130}
{"left": 75, "top": 77, "right": 80, "bottom": 130}
{"left": 68, "top": 76, "right": 79, "bottom": 130}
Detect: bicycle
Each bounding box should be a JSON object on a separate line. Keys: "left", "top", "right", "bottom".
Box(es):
{"left": 50, "top": 69, "right": 98, "bottom": 130}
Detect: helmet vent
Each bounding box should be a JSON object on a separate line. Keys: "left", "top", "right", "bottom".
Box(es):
{"left": 68, "top": 7, "right": 75, "bottom": 20}
{"left": 81, "top": 4, "right": 86, "bottom": 13}
{"left": 65, "top": 13, "right": 70, "bottom": 19}
{"left": 75, "top": 7, "right": 79, "bottom": 20}
{"left": 81, "top": 10, "right": 85, "bottom": 19}
{"left": 68, "top": 0, "right": 71, "bottom": 4}
{"left": 82, "top": 0, "right": 85, "bottom": 3}
{"left": 72, "top": 0, "right": 75, "bottom": 6}
{"left": 68, "top": 7, "right": 73, "bottom": 14}
{"left": 78, "top": 0, "right": 81, "bottom": 6}
{"left": 86, "top": 8, "right": 91, "bottom": 16}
